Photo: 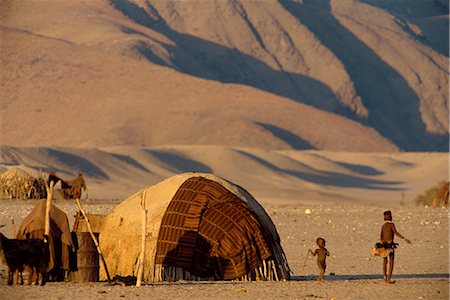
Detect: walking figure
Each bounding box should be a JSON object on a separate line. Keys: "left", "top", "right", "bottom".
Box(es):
{"left": 309, "top": 237, "right": 330, "bottom": 281}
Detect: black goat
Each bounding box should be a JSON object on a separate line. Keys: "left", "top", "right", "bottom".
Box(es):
{"left": 0, "top": 233, "right": 49, "bottom": 285}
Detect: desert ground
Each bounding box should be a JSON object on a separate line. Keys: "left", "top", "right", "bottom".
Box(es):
{"left": 0, "top": 149, "right": 448, "bottom": 299}
{"left": 0, "top": 200, "right": 448, "bottom": 300}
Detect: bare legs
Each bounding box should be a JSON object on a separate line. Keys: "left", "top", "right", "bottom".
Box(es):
{"left": 317, "top": 262, "right": 326, "bottom": 281}
{"left": 383, "top": 255, "right": 396, "bottom": 283}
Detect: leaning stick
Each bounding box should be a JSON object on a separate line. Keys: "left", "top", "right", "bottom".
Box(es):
{"left": 136, "top": 195, "right": 147, "bottom": 287}
{"left": 44, "top": 181, "right": 54, "bottom": 243}
{"left": 75, "top": 197, "right": 111, "bottom": 283}
{"left": 302, "top": 250, "right": 310, "bottom": 273}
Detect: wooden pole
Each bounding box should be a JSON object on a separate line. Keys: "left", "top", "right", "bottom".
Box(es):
{"left": 136, "top": 195, "right": 147, "bottom": 287}
{"left": 75, "top": 197, "right": 111, "bottom": 283}
{"left": 301, "top": 250, "right": 309, "bottom": 274}
{"left": 11, "top": 219, "right": 16, "bottom": 238}
{"left": 44, "top": 181, "right": 54, "bottom": 243}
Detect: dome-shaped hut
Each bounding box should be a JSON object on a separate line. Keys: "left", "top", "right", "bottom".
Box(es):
{"left": 97, "top": 173, "right": 290, "bottom": 282}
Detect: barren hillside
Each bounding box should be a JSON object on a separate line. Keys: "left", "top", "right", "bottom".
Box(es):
{"left": 0, "top": 0, "right": 448, "bottom": 151}
{"left": 1, "top": 145, "right": 447, "bottom": 205}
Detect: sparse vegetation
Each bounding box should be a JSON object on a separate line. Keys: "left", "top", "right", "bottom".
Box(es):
{"left": 414, "top": 181, "right": 448, "bottom": 207}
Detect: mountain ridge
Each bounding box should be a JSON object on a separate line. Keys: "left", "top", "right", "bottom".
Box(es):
{"left": 0, "top": 0, "right": 448, "bottom": 151}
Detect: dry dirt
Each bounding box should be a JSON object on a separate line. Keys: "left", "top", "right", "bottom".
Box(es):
{"left": 0, "top": 199, "right": 448, "bottom": 300}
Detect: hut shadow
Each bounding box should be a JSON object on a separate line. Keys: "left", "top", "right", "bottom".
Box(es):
{"left": 292, "top": 273, "right": 450, "bottom": 281}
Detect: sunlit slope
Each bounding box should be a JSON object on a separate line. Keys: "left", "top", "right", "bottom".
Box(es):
{"left": 1, "top": 145, "right": 447, "bottom": 204}
{"left": 1, "top": 0, "right": 447, "bottom": 151}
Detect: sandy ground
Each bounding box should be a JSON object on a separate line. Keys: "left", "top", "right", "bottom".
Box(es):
{"left": 0, "top": 199, "right": 448, "bottom": 300}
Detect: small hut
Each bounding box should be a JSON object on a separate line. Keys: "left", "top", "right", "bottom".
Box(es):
{"left": 95, "top": 172, "right": 290, "bottom": 282}
{"left": 0, "top": 168, "right": 46, "bottom": 199}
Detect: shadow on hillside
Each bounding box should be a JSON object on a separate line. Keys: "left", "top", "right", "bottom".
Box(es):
{"left": 306, "top": 153, "right": 385, "bottom": 176}
{"left": 109, "top": 0, "right": 356, "bottom": 149}
{"left": 146, "top": 149, "right": 212, "bottom": 173}
{"left": 236, "top": 150, "right": 403, "bottom": 190}
{"left": 280, "top": 0, "right": 448, "bottom": 152}
{"left": 43, "top": 148, "right": 109, "bottom": 179}
{"left": 257, "top": 123, "right": 316, "bottom": 150}
{"left": 110, "top": 153, "right": 151, "bottom": 173}
{"left": 111, "top": 0, "right": 447, "bottom": 151}
{"left": 360, "top": 0, "right": 449, "bottom": 57}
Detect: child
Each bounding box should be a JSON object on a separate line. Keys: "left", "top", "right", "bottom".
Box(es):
{"left": 309, "top": 237, "right": 330, "bottom": 281}
{"left": 374, "top": 210, "right": 411, "bottom": 284}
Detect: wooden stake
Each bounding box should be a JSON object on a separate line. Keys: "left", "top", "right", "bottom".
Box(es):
{"left": 136, "top": 194, "right": 147, "bottom": 287}
{"left": 75, "top": 197, "right": 111, "bottom": 283}
{"left": 11, "top": 219, "right": 16, "bottom": 238}
{"left": 44, "top": 181, "right": 54, "bottom": 243}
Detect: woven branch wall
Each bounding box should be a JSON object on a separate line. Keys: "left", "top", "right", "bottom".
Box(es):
{"left": 155, "top": 177, "right": 272, "bottom": 280}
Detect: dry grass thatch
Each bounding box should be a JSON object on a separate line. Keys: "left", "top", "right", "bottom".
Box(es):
{"left": 96, "top": 172, "right": 290, "bottom": 282}
{"left": 415, "top": 180, "right": 449, "bottom": 208}
{"left": 0, "top": 168, "right": 46, "bottom": 199}
{"left": 431, "top": 181, "right": 449, "bottom": 208}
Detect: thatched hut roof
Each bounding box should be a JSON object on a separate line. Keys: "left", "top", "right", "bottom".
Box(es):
{"left": 0, "top": 167, "right": 46, "bottom": 199}
{"left": 431, "top": 181, "right": 449, "bottom": 208}
{"left": 96, "top": 172, "right": 290, "bottom": 282}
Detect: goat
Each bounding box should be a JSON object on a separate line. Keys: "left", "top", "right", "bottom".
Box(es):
{"left": 0, "top": 233, "right": 49, "bottom": 285}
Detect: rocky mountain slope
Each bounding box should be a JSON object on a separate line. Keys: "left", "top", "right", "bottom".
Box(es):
{"left": 1, "top": 0, "right": 448, "bottom": 151}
